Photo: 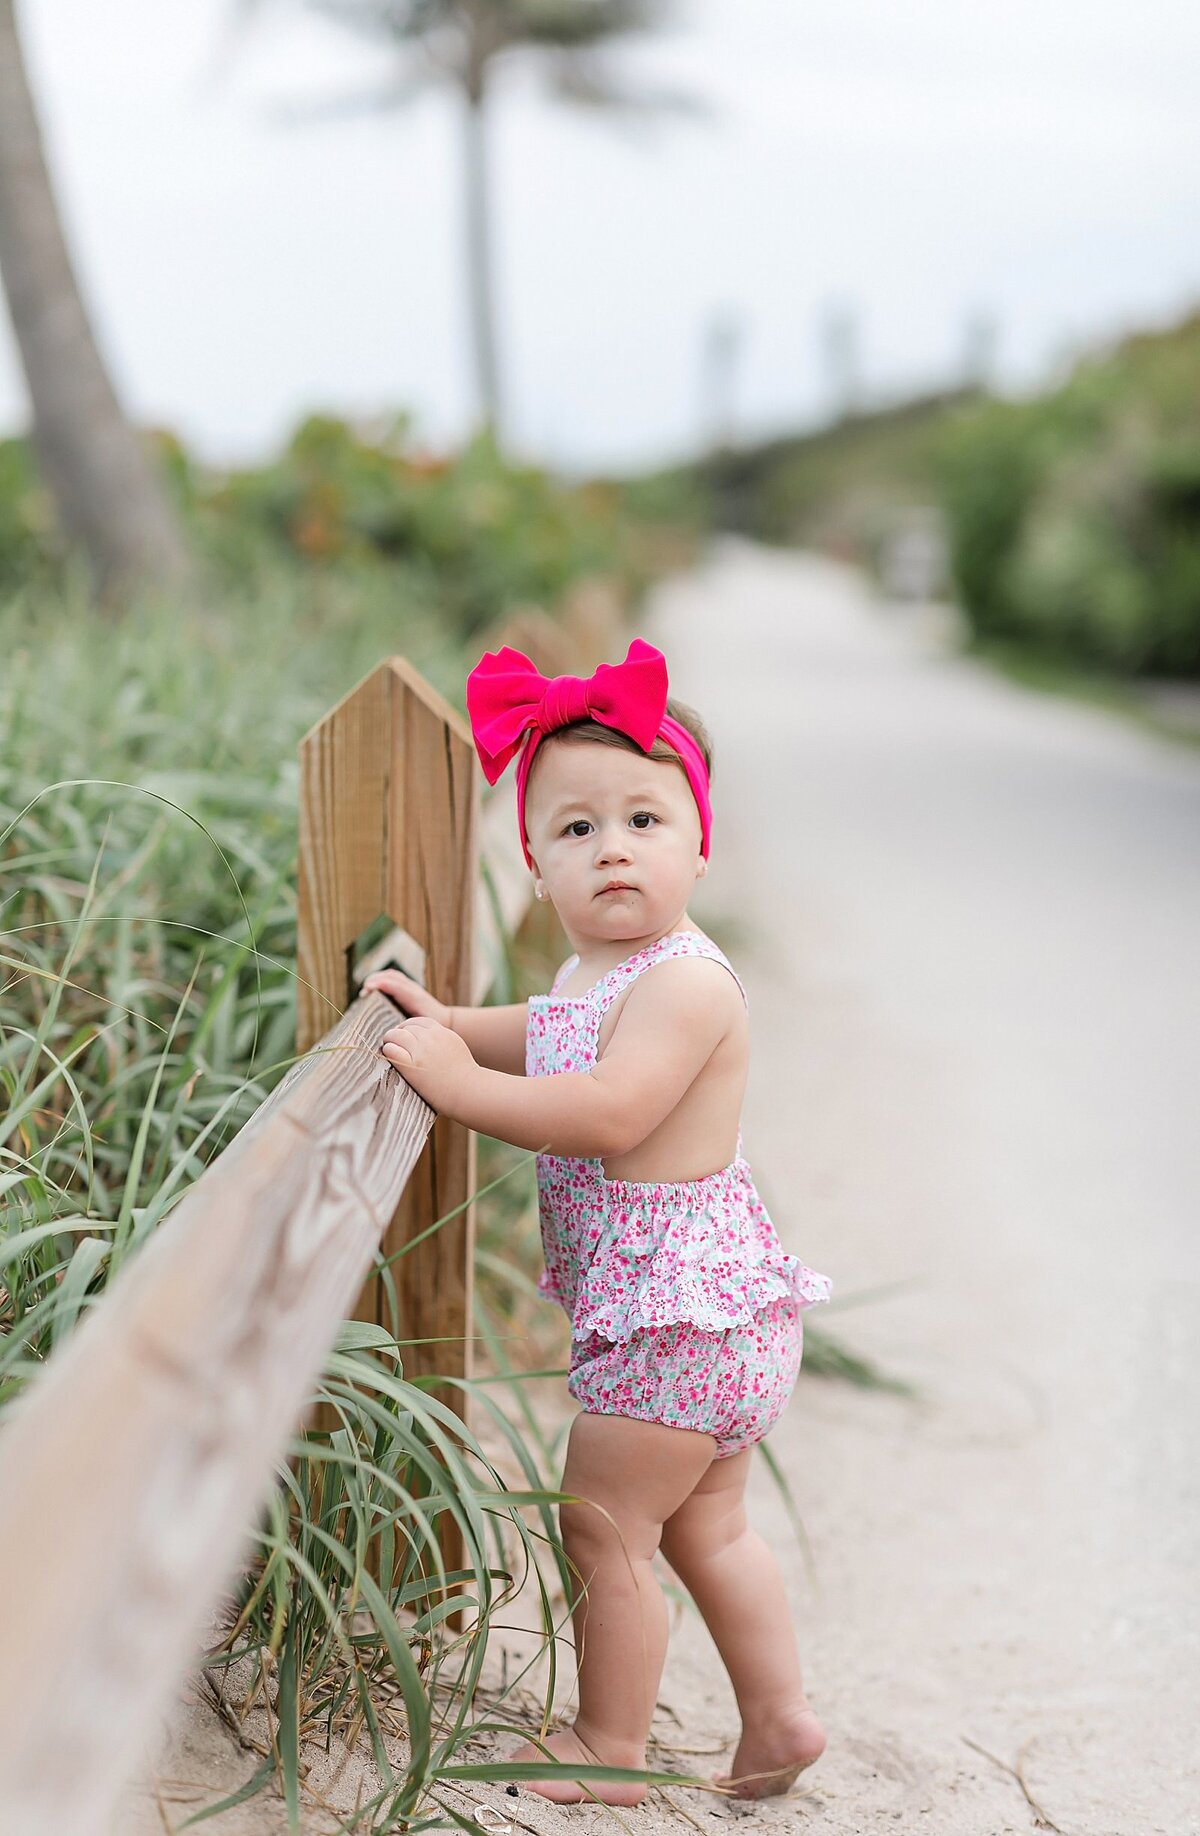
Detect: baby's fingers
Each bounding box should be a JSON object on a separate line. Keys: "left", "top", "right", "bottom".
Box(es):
{"left": 361, "top": 969, "right": 414, "bottom": 998}
{"left": 381, "top": 1021, "right": 416, "bottom": 1045}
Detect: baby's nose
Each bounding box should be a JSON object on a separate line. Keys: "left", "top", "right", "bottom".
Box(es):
{"left": 595, "top": 829, "right": 633, "bottom": 861}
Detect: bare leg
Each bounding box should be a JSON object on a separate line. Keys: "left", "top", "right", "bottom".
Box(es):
{"left": 507, "top": 1411, "right": 717, "bottom": 1804}
{"left": 659, "top": 1449, "right": 826, "bottom": 1798}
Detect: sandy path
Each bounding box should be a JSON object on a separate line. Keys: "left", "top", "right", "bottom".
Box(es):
{"left": 122, "top": 540, "right": 1198, "bottom": 1833}
{"left": 640, "top": 538, "right": 1200, "bottom": 1835}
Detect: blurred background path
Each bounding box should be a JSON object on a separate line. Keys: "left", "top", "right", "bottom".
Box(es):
{"left": 647, "top": 537, "right": 1199, "bottom": 1834}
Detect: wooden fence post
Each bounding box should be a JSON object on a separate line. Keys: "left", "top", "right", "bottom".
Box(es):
{"left": 296, "top": 657, "right": 478, "bottom": 1443}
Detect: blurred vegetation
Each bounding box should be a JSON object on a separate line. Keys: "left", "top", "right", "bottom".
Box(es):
{"left": 0, "top": 412, "right": 689, "bottom": 639}
{"left": 0, "top": 434, "right": 55, "bottom": 589}
{"left": 937, "top": 311, "right": 1200, "bottom": 676}
{"left": 618, "top": 386, "right": 972, "bottom": 576}
{"left": 639, "top": 307, "right": 1200, "bottom": 681}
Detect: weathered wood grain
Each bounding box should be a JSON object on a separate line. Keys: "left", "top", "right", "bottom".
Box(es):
{"left": 297, "top": 657, "right": 479, "bottom": 1421}
{"left": 0, "top": 995, "right": 432, "bottom": 1836}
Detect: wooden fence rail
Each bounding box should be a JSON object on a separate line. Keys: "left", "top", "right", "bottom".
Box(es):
{"left": 0, "top": 999, "right": 433, "bottom": 1834}
{"left": 0, "top": 590, "right": 622, "bottom": 1834}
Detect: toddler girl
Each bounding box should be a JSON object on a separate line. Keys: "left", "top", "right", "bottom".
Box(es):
{"left": 362, "top": 637, "right": 832, "bottom": 1803}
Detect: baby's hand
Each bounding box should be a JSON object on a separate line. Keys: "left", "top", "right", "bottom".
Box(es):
{"left": 379, "top": 1015, "right": 477, "bottom": 1114}
{"left": 360, "top": 969, "right": 451, "bottom": 1027}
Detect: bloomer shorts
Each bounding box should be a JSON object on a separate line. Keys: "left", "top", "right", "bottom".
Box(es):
{"left": 566, "top": 1294, "right": 804, "bottom": 1459}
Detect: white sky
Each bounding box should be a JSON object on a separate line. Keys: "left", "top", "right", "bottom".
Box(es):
{"left": 1, "top": 0, "right": 1198, "bottom": 469}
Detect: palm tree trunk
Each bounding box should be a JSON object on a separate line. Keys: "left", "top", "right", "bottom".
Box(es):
{"left": 461, "top": 65, "right": 502, "bottom": 439}
{"left": 0, "top": 0, "right": 190, "bottom": 602}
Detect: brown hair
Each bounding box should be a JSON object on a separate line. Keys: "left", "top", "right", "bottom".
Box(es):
{"left": 535, "top": 696, "right": 714, "bottom": 778}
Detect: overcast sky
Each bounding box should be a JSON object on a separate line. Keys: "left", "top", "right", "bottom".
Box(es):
{"left": 2, "top": 0, "right": 1198, "bottom": 470}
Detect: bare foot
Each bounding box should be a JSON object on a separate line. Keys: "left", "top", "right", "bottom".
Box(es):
{"left": 714, "top": 1702, "right": 827, "bottom": 1800}
{"left": 505, "top": 1724, "right": 649, "bottom": 1805}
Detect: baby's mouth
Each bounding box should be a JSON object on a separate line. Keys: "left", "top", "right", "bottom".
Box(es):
{"left": 597, "top": 883, "right": 636, "bottom": 896}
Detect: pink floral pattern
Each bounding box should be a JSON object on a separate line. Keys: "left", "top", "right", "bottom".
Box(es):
{"left": 569, "top": 1297, "right": 804, "bottom": 1458}
{"left": 526, "top": 928, "right": 832, "bottom": 1456}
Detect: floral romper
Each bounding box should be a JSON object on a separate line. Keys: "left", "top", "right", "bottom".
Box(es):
{"left": 526, "top": 928, "right": 832, "bottom": 1458}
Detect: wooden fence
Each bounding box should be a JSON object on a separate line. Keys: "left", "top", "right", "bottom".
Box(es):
{"left": 0, "top": 590, "right": 621, "bottom": 1835}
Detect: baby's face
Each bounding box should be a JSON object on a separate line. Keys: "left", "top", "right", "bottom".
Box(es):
{"left": 524, "top": 738, "right": 705, "bottom": 946}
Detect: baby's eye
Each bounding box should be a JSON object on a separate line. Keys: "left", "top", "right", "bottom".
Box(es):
{"left": 630, "top": 811, "right": 659, "bottom": 829}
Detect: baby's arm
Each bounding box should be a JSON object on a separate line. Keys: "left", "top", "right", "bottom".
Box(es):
{"left": 360, "top": 968, "right": 528, "bottom": 1076}
{"left": 428, "top": 957, "right": 739, "bottom": 1155}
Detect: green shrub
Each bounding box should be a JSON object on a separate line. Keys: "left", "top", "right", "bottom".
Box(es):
{"left": 936, "top": 312, "right": 1200, "bottom": 677}
{"left": 0, "top": 414, "right": 664, "bottom": 647}
{"left": 195, "top": 416, "right": 649, "bottom": 639}
{"left": 0, "top": 437, "right": 58, "bottom": 589}
{"left": 937, "top": 400, "right": 1048, "bottom": 637}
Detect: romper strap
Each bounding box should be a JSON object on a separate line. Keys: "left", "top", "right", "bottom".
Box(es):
{"left": 593, "top": 929, "right": 748, "bottom": 1012}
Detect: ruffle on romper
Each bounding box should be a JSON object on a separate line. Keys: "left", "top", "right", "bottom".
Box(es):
{"left": 563, "top": 1155, "right": 833, "bottom": 1346}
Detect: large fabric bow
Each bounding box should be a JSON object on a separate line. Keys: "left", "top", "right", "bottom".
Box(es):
{"left": 465, "top": 638, "right": 668, "bottom": 785}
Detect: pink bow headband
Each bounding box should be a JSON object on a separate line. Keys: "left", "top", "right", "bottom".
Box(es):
{"left": 465, "top": 637, "right": 712, "bottom": 868}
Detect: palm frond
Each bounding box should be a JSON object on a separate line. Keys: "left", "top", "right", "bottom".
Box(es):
{"left": 208, "top": 1, "right": 455, "bottom": 97}
{"left": 302, "top": 1, "right": 468, "bottom": 85}
{"left": 499, "top": 0, "right": 672, "bottom": 52}
{"left": 546, "top": 51, "right": 708, "bottom": 119}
